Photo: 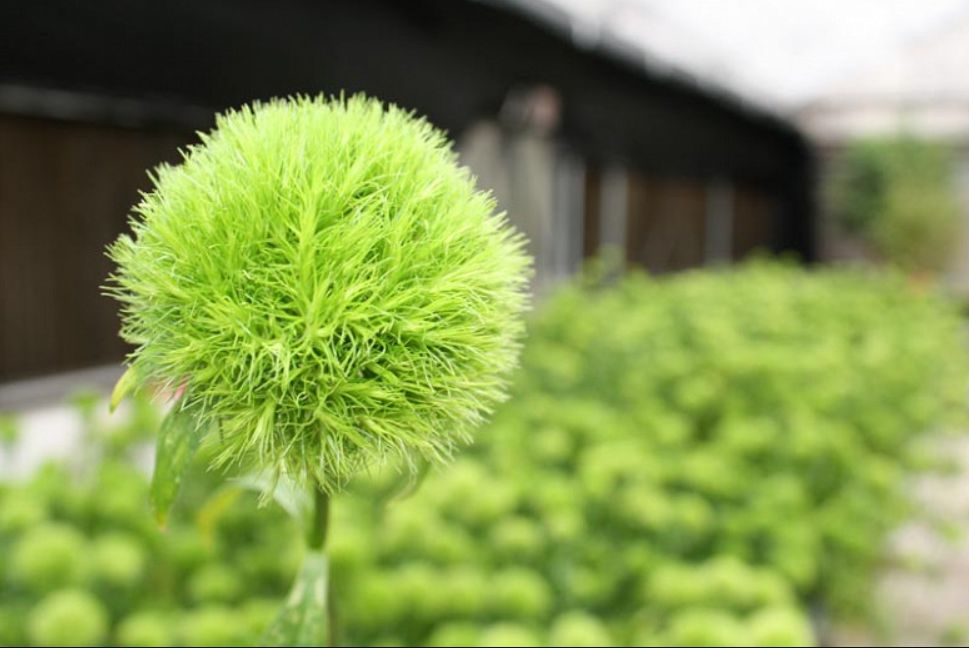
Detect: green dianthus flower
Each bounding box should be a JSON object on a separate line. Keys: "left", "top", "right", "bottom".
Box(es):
{"left": 107, "top": 95, "right": 530, "bottom": 492}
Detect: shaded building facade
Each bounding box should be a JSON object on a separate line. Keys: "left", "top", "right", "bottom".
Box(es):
{"left": 0, "top": 0, "right": 814, "bottom": 382}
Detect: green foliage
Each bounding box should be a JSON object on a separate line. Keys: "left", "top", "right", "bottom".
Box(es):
{"left": 10, "top": 523, "right": 88, "bottom": 593}
{"left": 0, "top": 456, "right": 298, "bottom": 647}
{"left": 331, "top": 261, "right": 969, "bottom": 646}
{"left": 27, "top": 589, "right": 109, "bottom": 647}
{"left": 115, "top": 610, "right": 173, "bottom": 647}
{"left": 106, "top": 94, "right": 530, "bottom": 494}
{"left": 0, "top": 491, "right": 45, "bottom": 535}
{"left": 3, "top": 262, "right": 967, "bottom": 646}
{"left": 187, "top": 563, "right": 243, "bottom": 604}
{"left": 151, "top": 405, "right": 205, "bottom": 525}
{"left": 90, "top": 532, "right": 147, "bottom": 589}
{"left": 180, "top": 606, "right": 252, "bottom": 647}
{"left": 260, "top": 552, "right": 329, "bottom": 646}
{"left": 0, "top": 400, "right": 303, "bottom": 647}
{"left": 829, "top": 135, "right": 962, "bottom": 271}
{"left": 549, "top": 611, "right": 613, "bottom": 646}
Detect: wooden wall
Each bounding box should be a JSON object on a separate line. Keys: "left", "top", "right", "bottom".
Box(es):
{"left": 626, "top": 176, "right": 707, "bottom": 272}
{"left": 584, "top": 167, "right": 778, "bottom": 274}
{"left": 0, "top": 115, "right": 190, "bottom": 382}
{"left": 0, "top": 116, "right": 780, "bottom": 384}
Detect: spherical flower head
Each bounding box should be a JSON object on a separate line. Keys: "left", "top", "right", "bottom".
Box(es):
{"left": 108, "top": 95, "right": 530, "bottom": 492}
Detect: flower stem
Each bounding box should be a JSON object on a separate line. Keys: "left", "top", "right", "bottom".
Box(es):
{"left": 308, "top": 486, "right": 330, "bottom": 551}
{"left": 308, "top": 485, "right": 335, "bottom": 646}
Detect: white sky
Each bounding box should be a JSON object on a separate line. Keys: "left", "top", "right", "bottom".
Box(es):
{"left": 544, "top": 0, "right": 969, "bottom": 106}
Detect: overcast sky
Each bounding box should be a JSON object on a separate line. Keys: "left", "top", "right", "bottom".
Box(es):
{"left": 545, "top": 0, "right": 969, "bottom": 106}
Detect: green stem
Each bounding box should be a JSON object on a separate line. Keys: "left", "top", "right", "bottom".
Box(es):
{"left": 310, "top": 486, "right": 335, "bottom": 646}
{"left": 261, "top": 485, "right": 335, "bottom": 646}
{"left": 308, "top": 486, "right": 330, "bottom": 551}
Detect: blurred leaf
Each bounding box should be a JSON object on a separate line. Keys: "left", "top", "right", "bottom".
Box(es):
{"left": 151, "top": 404, "right": 202, "bottom": 527}
{"left": 194, "top": 486, "right": 244, "bottom": 548}
{"left": 232, "top": 471, "right": 312, "bottom": 525}
{"left": 110, "top": 367, "right": 138, "bottom": 413}
{"left": 261, "top": 551, "right": 329, "bottom": 647}
{"left": 376, "top": 457, "right": 431, "bottom": 509}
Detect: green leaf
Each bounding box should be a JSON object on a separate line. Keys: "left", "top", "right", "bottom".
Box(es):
{"left": 195, "top": 485, "right": 244, "bottom": 547}
{"left": 377, "top": 456, "right": 431, "bottom": 509}
{"left": 109, "top": 366, "right": 138, "bottom": 413}
{"left": 150, "top": 404, "right": 202, "bottom": 527}
{"left": 261, "top": 551, "right": 329, "bottom": 647}
{"left": 231, "top": 470, "right": 312, "bottom": 524}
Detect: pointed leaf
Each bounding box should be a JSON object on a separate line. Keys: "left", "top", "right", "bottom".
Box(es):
{"left": 231, "top": 470, "right": 312, "bottom": 524}
{"left": 195, "top": 486, "right": 244, "bottom": 548}
{"left": 378, "top": 456, "right": 431, "bottom": 509}
{"left": 150, "top": 404, "right": 202, "bottom": 527}
{"left": 109, "top": 366, "right": 138, "bottom": 413}
{"left": 261, "top": 551, "right": 329, "bottom": 647}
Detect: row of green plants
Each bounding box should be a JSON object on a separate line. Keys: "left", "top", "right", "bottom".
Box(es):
{"left": 2, "top": 261, "right": 967, "bottom": 646}
{"left": 0, "top": 396, "right": 300, "bottom": 647}
{"left": 829, "top": 135, "right": 963, "bottom": 273}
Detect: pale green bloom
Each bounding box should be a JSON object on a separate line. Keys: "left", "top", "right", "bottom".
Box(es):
{"left": 108, "top": 95, "right": 530, "bottom": 492}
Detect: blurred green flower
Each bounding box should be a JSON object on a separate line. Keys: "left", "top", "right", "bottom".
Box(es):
{"left": 549, "top": 611, "right": 613, "bottom": 647}
{"left": 90, "top": 531, "right": 147, "bottom": 588}
{"left": 488, "top": 567, "right": 553, "bottom": 619}
{"left": 661, "top": 608, "right": 747, "bottom": 647}
{"left": 11, "top": 523, "right": 87, "bottom": 592}
{"left": 188, "top": 562, "right": 244, "bottom": 604}
{"left": 0, "top": 491, "right": 46, "bottom": 534}
{"left": 27, "top": 589, "right": 109, "bottom": 647}
{"left": 426, "top": 621, "right": 480, "bottom": 647}
{"left": 748, "top": 607, "right": 816, "bottom": 647}
{"left": 477, "top": 623, "right": 542, "bottom": 647}
{"left": 0, "top": 604, "right": 28, "bottom": 646}
{"left": 178, "top": 605, "right": 248, "bottom": 647}
{"left": 116, "top": 610, "right": 174, "bottom": 648}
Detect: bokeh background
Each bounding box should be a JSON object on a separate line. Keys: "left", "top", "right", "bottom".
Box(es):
{"left": 3, "top": 1, "right": 969, "bottom": 646}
